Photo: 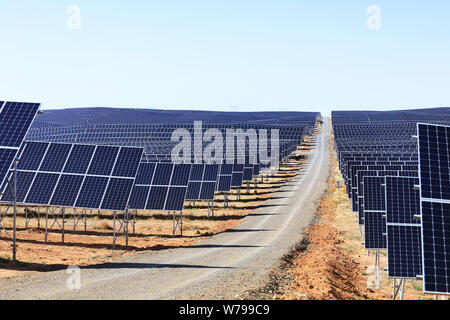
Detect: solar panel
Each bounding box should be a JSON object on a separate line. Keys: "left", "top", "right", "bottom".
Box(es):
{"left": 25, "top": 173, "right": 60, "bottom": 205}
{"left": 185, "top": 164, "right": 218, "bottom": 201}
{"left": 50, "top": 174, "right": 84, "bottom": 207}
{"left": 363, "top": 176, "right": 387, "bottom": 249}
{"left": 385, "top": 176, "right": 422, "bottom": 279}
{"left": 87, "top": 146, "right": 119, "bottom": 176}
{"left": 129, "top": 162, "right": 191, "bottom": 211}
{"left": 243, "top": 166, "right": 254, "bottom": 181}
{"left": 146, "top": 186, "right": 168, "bottom": 210}
{"left": 101, "top": 178, "right": 135, "bottom": 211}
{"left": 75, "top": 176, "right": 109, "bottom": 209}
{"left": 417, "top": 123, "right": 450, "bottom": 294}
{"left": 231, "top": 164, "right": 244, "bottom": 187}
{"left": 17, "top": 142, "right": 48, "bottom": 171}
{"left": 216, "top": 164, "right": 233, "bottom": 192}
{"left": 0, "top": 102, "right": 40, "bottom": 190}
{"left": 63, "top": 144, "right": 96, "bottom": 174}
{"left": 0, "top": 102, "right": 40, "bottom": 148}
{"left": 1, "top": 142, "right": 143, "bottom": 211}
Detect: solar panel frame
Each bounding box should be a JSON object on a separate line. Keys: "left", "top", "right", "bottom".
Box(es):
{"left": 417, "top": 122, "right": 450, "bottom": 294}
{"left": 0, "top": 102, "right": 40, "bottom": 191}
{"left": 4, "top": 142, "right": 143, "bottom": 211}
{"left": 385, "top": 176, "right": 423, "bottom": 279}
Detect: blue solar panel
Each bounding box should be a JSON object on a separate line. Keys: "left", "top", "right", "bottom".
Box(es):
{"left": 135, "top": 162, "right": 156, "bottom": 185}
{"left": 418, "top": 123, "right": 450, "bottom": 200}
{"left": 165, "top": 187, "right": 187, "bottom": 211}
{"left": 5, "top": 141, "right": 143, "bottom": 210}
{"left": 243, "top": 167, "right": 253, "bottom": 181}
{"left": 220, "top": 164, "right": 233, "bottom": 175}
{"left": 231, "top": 172, "right": 244, "bottom": 187}
{"left": 363, "top": 176, "right": 386, "bottom": 249}
{"left": 170, "top": 164, "right": 191, "bottom": 186}
{"left": 101, "top": 178, "right": 134, "bottom": 210}
{"left": 39, "top": 143, "right": 72, "bottom": 172}
{"left": 25, "top": 173, "right": 59, "bottom": 205}
{"left": 112, "top": 147, "right": 143, "bottom": 178}
{"left": 421, "top": 201, "right": 450, "bottom": 294}
{"left": 0, "top": 149, "right": 17, "bottom": 189}
{"left": 217, "top": 175, "right": 232, "bottom": 192}
{"left": 417, "top": 123, "right": 450, "bottom": 294}
{"left": 387, "top": 225, "right": 422, "bottom": 279}
{"left": 17, "top": 142, "right": 48, "bottom": 171}
{"left": 50, "top": 174, "right": 84, "bottom": 207}
{"left": 190, "top": 164, "right": 205, "bottom": 180}
{"left": 385, "top": 176, "right": 422, "bottom": 279}
{"left": 186, "top": 181, "right": 202, "bottom": 200}
{"left": 0, "top": 102, "right": 40, "bottom": 148}
{"left": 75, "top": 176, "right": 109, "bottom": 209}
{"left": 200, "top": 182, "right": 216, "bottom": 200}
{"left": 87, "top": 146, "right": 119, "bottom": 176}
{"left": 63, "top": 144, "right": 96, "bottom": 174}
{"left": 203, "top": 164, "right": 219, "bottom": 181}
{"left": 146, "top": 186, "right": 168, "bottom": 210}
{"left": 152, "top": 163, "right": 173, "bottom": 185}
{"left": 386, "top": 176, "right": 421, "bottom": 224}
{"left": 128, "top": 185, "right": 150, "bottom": 210}
{"left": 1, "top": 171, "right": 36, "bottom": 202}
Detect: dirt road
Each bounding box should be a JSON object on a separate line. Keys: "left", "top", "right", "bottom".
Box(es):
{"left": 0, "top": 120, "right": 330, "bottom": 300}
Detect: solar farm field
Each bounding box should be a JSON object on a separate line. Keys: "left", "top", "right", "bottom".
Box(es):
{"left": 327, "top": 108, "right": 450, "bottom": 299}
{"left": 0, "top": 102, "right": 332, "bottom": 299}
{"left": 1, "top": 102, "right": 450, "bottom": 301}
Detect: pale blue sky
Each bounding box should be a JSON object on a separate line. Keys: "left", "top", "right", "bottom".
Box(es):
{"left": 0, "top": 1, "right": 449, "bottom": 115}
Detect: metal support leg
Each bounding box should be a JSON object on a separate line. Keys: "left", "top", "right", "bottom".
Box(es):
{"left": 62, "top": 208, "right": 65, "bottom": 244}
{"left": 172, "top": 211, "right": 183, "bottom": 236}
{"left": 113, "top": 211, "right": 117, "bottom": 249}
{"left": 37, "top": 207, "right": 40, "bottom": 229}
{"left": 374, "top": 249, "right": 381, "bottom": 289}
{"left": 45, "top": 207, "right": 49, "bottom": 243}
{"left": 12, "top": 158, "right": 18, "bottom": 261}
{"left": 392, "top": 279, "right": 405, "bottom": 300}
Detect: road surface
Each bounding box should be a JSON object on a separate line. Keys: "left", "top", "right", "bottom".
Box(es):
{"left": 0, "top": 120, "right": 330, "bottom": 299}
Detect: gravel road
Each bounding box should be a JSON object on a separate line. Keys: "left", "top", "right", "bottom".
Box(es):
{"left": 0, "top": 119, "right": 330, "bottom": 300}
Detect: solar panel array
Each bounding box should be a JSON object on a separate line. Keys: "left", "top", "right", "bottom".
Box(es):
{"left": 185, "top": 164, "right": 219, "bottom": 201}
{"left": 27, "top": 109, "right": 320, "bottom": 178}
{"left": 385, "top": 176, "right": 422, "bottom": 279}
{"left": 216, "top": 164, "right": 233, "bottom": 192}
{"left": 1, "top": 142, "right": 143, "bottom": 211}
{"left": 128, "top": 162, "right": 192, "bottom": 211}
{"left": 0, "top": 102, "right": 40, "bottom": 189}
{"left": 417, "top": 123, "right": 450, "bottom": 294}
{"left": 333, "top": 108, "right": 450, "bottom": 296}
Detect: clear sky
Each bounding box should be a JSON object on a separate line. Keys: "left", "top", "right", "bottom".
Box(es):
{"left": 1, "top": 1, "right": 449, "bottom": 116}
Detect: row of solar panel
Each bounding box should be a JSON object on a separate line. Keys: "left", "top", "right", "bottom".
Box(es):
{"left": 1, "top": 142, "right": 144, "bottom": 211}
